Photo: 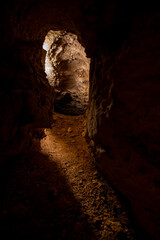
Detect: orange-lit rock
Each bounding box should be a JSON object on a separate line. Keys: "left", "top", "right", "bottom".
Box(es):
{"left": 43, "top": 30, "right": 90, "bottom": 115}
{"left": 0, "top": 1, "right": 160, "bottom": 239}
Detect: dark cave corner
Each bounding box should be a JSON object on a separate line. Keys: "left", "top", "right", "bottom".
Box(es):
{"left": 0, "top": 0, "right": 160, "bottom": 239}
{"left": 0, "top": 151, "right": 97, "bottom": 240}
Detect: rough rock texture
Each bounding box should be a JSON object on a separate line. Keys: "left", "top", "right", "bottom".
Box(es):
{"left": 87, "top": 11, "right": 160, "bottom": 240}
{"left": 41, "top": 113, "right": 136, "bottom": 239}
{"left": 43, "top": 31, "right": 90, "bottom": 115}
{"left": 0, "top": 0, "right": 160, "bottom": 239}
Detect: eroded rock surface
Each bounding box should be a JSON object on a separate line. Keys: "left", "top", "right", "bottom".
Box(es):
{"left": 43, "top": 31, "right": 90, "bottom": 115}
{"left": 0, "top": 1, "right": 160, "bottom": 239}
{"left": 87, "top": 12, "right": 160, "bottom": 240}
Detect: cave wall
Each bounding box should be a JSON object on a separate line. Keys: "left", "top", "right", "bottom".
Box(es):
{"left": 0, "top": 0, "right": 83, "bottom": 158}
{"left": 44, "top": 31, "right": 90, "bottom": 115}
{"left": 0, "top": 0, "right": 160, "bottom": 239}
{"left": 87, "top": 9, "right": 160, "bottom": 240}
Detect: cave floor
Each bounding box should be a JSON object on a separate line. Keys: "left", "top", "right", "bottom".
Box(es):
{"left": 0, "top": 112, "right": 136, "bottom": 240}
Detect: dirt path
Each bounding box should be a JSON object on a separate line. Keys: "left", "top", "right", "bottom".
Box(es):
{"left": 0, "top": 113, "right": 136, "bottom": 240}
{"left": 41, "top": 113, "right": 136, "bottom": 239}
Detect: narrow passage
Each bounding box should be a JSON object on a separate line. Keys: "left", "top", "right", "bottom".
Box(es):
{"left": 0, "top": 113, "right": 136, "bottom": 240}
{"left": 41, "top": 112, "right": 136, "bottom": 239}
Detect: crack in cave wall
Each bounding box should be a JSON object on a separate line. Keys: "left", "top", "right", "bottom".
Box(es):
{"left": 0, "top": 0, "right": 160, "bottom": 239}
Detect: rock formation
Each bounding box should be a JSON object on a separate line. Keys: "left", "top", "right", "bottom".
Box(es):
{"left": 0, "top": 0, "right": 160, "bottom": 239}
{"left": 43, "top": 30, "right": 90, "bottom": 115}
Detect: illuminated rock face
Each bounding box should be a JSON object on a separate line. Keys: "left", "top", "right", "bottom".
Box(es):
{"left": 0, "top": 1, "right": 160, "bottom": 239}
{"left": 43, "top": 31, "right": 90, "bottom": 115}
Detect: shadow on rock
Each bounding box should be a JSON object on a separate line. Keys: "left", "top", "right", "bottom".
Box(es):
{"left": 0, "top": 150, "right": 95, "bottom": 240}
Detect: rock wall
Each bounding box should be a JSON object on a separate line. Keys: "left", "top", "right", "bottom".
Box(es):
{"left": 43, "top": 30, "right": 90, "bottom": 115}
{"left": 0, "top": 0, "right": 81, "bottom": 158}
{"left": 87, "top": 10, "right": 160, "bottom": 240}
{"left": 0, "top": 0, "right": 160, "bottom": 239}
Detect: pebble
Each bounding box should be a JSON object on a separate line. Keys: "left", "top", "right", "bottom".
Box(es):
{"left": 68, "top": 127, "right": 72, "bottom": 133}
{"left": 81, "top": 131, "right": 86, "bottom": 137}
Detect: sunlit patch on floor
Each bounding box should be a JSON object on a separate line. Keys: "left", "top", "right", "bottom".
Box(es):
{"left": 40, "top": 112, "right": 136, "bottom": 239}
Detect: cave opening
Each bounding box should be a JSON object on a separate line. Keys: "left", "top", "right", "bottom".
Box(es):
{"left": 42, "top": 30, "right": 90, "bottom": 116}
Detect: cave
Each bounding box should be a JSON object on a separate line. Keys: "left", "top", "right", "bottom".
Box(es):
{"left": 42, "top": 30, "right": 90, "bottom": 115}
{"left": 0, "top": 1, "right": 160, "bottom": 239}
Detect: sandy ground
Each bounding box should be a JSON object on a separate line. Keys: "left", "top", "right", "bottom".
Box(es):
{"left": 0, "top": 112, "right": 137, "bottom": 240}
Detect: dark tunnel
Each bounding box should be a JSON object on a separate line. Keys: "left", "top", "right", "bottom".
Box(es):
{"left": 0, "top": 0, "right": 160, "bottom": 239}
